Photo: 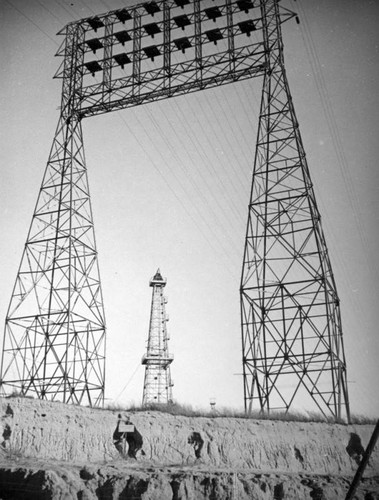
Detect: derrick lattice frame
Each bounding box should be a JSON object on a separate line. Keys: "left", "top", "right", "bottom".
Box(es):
{"left": 142, "top": 270, "right": 173, "bottom": 405}
{"left": 240, "top": 0, "right": 350, "bottom": 421}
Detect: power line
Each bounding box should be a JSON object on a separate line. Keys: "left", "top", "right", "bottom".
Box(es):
{"left": 84, "top": 74, "right": 241, "bottom": 272}
{"left": 116, "top": 110, "right": 239, "bottom": 275}
{"left": 53, "top": 0, "right": 82, "bottom": 21}
{"left": 144, "top": 101, "right": 243, "bottom": 240}
{"left": 3, "top": 0, "right": 59, "bottom": 45}
{"left": 293, "top": 1, "right": 378, "bottom": 281}
{"left": 165, "top": 98, "right": 244, "bottom": 222}
{"left": 35, "top": 0, "right": 65, "bottom": 24}
{"left": 169, "top": 96, "right": 245, "bottom": 222}
{"left": 80, "top": 0, "right": 98, "bottom": 16}
{"left": 114, "top": 361, "right": 141, "bottom": 402}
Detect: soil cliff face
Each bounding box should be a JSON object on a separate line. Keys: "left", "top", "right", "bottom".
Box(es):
{"left": 0, "top": 397, "right": 378, "bottom": 499}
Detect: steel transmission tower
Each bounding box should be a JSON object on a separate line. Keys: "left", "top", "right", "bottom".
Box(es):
{"left": 0, "top": 26, "right": 106, "bottom": 407}
{"left": 0, "top": 0, "right": 349, "bottom": 417}
{"left": 142, "top": 270, "right": 173, "bottom": 405}
{"left": 240, "top": 1, "right": 350, "bottom": 420}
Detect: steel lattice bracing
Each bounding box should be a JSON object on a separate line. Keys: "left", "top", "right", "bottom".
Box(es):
{"left": 142, "top": 270, "right": 173, "bottom": 405}
{"left": 0, "top": 24, "right": 106, "bottom": 407}
{"left": 52, "top": 0, "right": 271, "bottom": 117}
{"left": 240, "top": 0, "right": 350, "bottom": 421}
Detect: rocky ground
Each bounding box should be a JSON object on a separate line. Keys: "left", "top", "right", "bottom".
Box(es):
{"left": 0, "top": 397, "right": 378, "bottom": 499}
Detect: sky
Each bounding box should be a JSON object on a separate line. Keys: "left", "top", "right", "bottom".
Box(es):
{"left": 0, "top": 0, "right": 378, "bottom": 417}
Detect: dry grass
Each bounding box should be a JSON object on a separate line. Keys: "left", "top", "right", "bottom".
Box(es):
{"left": 5, "top": 393, "right": 376, "bottom": 425}
{"left": 105, "top": 401, "right": 377, "bottom": 425}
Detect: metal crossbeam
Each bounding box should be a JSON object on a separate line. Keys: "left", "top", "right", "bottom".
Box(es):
{"left": 53, "top": 0, "right": 267, "bottom": 118}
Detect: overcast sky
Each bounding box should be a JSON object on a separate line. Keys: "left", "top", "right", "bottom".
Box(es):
{"left": 0, "top": 0, "right": 378, "bottom": 417}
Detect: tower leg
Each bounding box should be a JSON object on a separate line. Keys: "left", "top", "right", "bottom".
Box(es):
{"left": 0, "top": 116, "right": 106, "bottom": 407}
{"left": 240, "top": 0, "right": 350, "bottom": 421}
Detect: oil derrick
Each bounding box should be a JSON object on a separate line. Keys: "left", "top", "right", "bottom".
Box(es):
{"left": 142, "top": 270, "right": 173, "bottom": 405}
{"left": 0, "top": 25, "right": 106, "bottom": 407}
{"left": 240, "top": 0, "right": 350, "bottom": 421}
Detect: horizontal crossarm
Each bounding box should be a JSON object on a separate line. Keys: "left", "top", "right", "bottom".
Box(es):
{"left": 54, "top": 0, "right": 271, "bottom": 118}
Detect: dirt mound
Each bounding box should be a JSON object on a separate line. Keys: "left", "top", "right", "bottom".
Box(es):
{"left": 1, "top": 397, "right": 378, "bottom": 499}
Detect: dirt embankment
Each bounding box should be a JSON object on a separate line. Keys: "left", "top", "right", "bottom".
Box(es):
{"left": 0, "top": 397, "right": 378, "bottom": 499}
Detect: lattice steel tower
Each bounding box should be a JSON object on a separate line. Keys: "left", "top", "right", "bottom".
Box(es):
{"left": 0, "top": 0, "right": 349, "bottom": 418}
{"left": 142, "top": 270, "right": 173, "bottom": 405}
{"left": 240, "top": 1, "right": 350, "bottom": 421}
{"left": 0, "top": 27, "right": 106, "bottom": 407}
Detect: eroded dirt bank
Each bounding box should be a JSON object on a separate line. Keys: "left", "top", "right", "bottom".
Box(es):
{"left": 1, "top": 461, "right": 379, "bottom": 500}
{"left": 0, "top": 397, "right": 378, "bottom": 499}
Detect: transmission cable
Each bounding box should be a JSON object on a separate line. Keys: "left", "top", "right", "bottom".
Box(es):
{"left": 143, "top": 102, "right": 243, "bottom": 253}
{"left": 116, "top": 110, "right": 239, "bottom": 275}
{"left": 114, "top": 361, "right": 141, "bottom": 402}
{"left": 288, "top": 1, "right": 374, "bottom": 373}
{"left": 82, "top": 67, "right": 240, "bottom": 273}
{"left": 203, "top": 89, "right": 252, "bottom": 192}
{"left": 157, "top": 96, "right": 244, "bottom": 224}
{"left": 293, "top": 1, "right": 377, "bottom": 280}
{"left": 53, "top": 0, "right": 82, "bottom": 20}
{"left": 168, "top": 96, "right": 245, "bottom": 223}
{"left": 35, "top": 0, "right": 65, "bottom": 25}
{"left": 3, "top": 0, "right": 59, "bottom": 45}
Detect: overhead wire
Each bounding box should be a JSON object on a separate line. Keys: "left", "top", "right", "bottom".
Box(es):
{"left": 53, "top": 0, "right": 82, "bottom": 21}
{"left": 201, "top": 89, "right": 252, "bottom": 191}
{"left": 58, "top": 3, "right": 249, "bottom": 270}
{"left": 169, "top": 39, "right": 256, "bottom": 200}
{"left": 206, "top": 16, "right": 264, "bottom": 186}
{"left": 62, "top": 9, "right": 236, "bottom": 268}
{"left": 231, "top": 80, "right": 261, "bottom": 144}
{"left": 62, "top": 22, "right": 240, "bottom": 274}
{"left": 167, "top": 90, "right": 248, "bottom": 208}
{"left": 124, "top": 5, "right": 270, "bottom": 278}
{"left": 76, "top": 11, "right": 241, "bottom": 250}
{"left": 2, "top": 1, "right": 239, "bottom": 288}
{"left": 286, "top": 1, "right": 374, "bottom": 381}
{"left": 124, "top": 48, "right": 253, "bottom": 262}
{"left": 3, "top": 0, "right": 60, "bottom": 45}
{"left": 143, "top": 102, "right": 243, "bottom": 251}
{"left": 35, "top": 0, "right": 65, "bottom": 25}
{"left": 290, "top": 0, "right": 377, "bottom": 289}
{"left": 80, "top": 0, "right": 99, "bottom": 16}
{"left": 210, "top": 85, "right": 255, "bottom": 181}
{"left": 292, "top": 0, "right": 378, "bottom": 281}
{"left": 74, "top": 0, "right": 262, "bottom": 249}
{"left": 114, "top": 361, "right": 141, "bottom": 402}
{"left": 161, "top": 51, "right": 246, "bottom": 220}
{"left": 158, "top": 11, "right": 263, "bottom": 221}
{"left": 190, "top": 91, "right": 248, "bottom": 197}
{"left": 163, "top": 97, "right": 244, "bottom": 222}
{"left": 115, "top": 110, "right": 239, "bottom": 275}
{"left": 229, "top": 23, "right": 263, "bottom": 134}
{"left": 98, "top": 0, "right": 112, "bottom": 11}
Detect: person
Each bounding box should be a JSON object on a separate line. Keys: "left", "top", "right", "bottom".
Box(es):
{"left": 113, "top": 414, "right": 144, "bottom": 459}
{"left": 113, "top": 413, "right": 127, "bottom": 457}
{"left": 126, "top": 423, "right": 144, "bottom": 459}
